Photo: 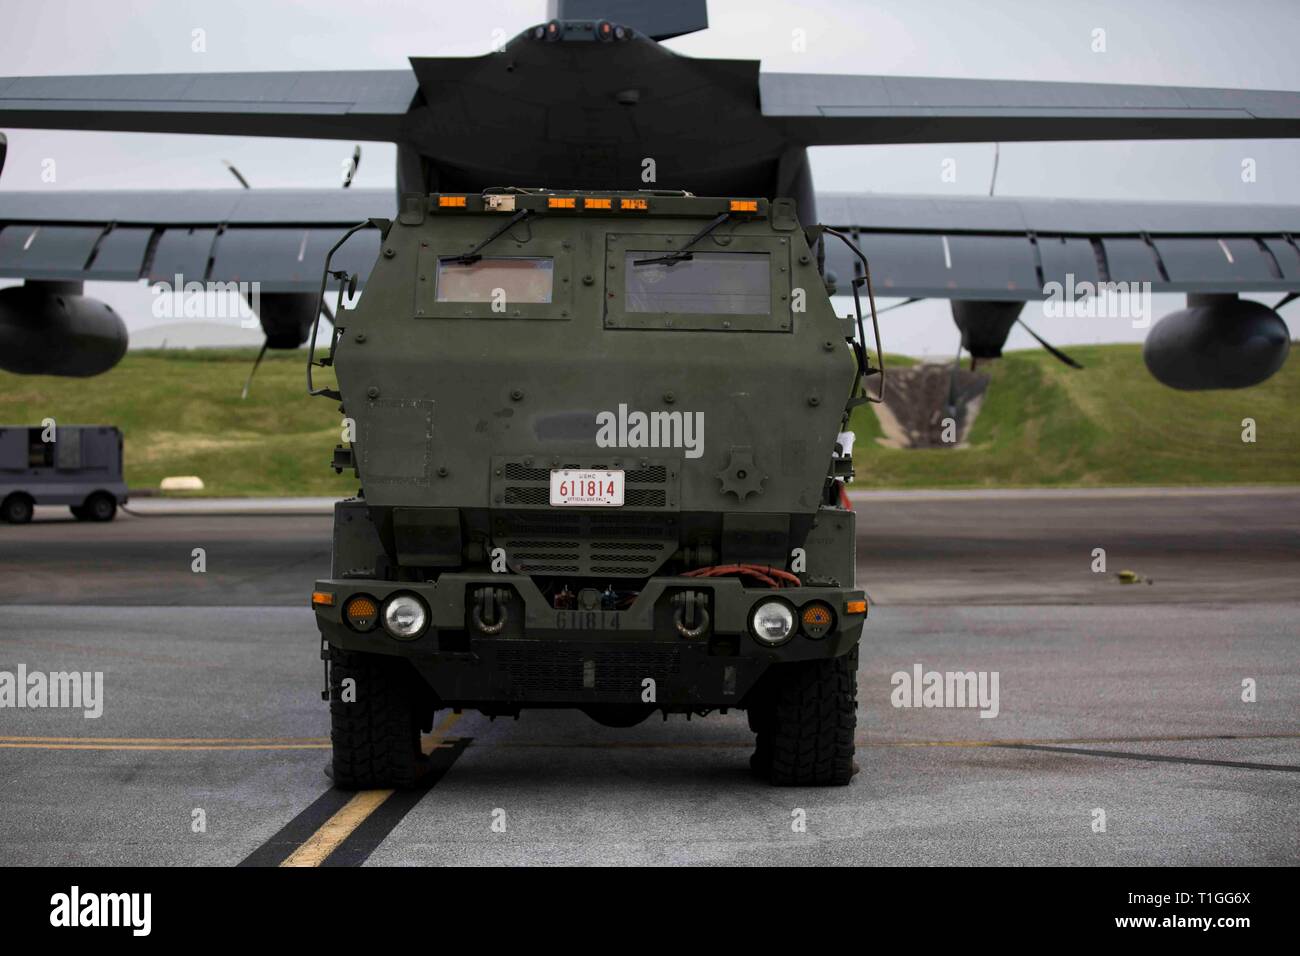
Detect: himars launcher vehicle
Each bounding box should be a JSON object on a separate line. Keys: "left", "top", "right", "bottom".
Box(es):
{"left": 310, "top": 188, "right": 880, "bottom": 786}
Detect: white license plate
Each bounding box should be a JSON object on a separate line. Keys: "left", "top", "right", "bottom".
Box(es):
{"left": 550, "top": 469, "right": 624, "bottom": 507}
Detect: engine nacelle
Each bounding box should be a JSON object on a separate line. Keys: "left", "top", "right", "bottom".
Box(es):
{"left": 248, "top": 292, "right": 319, "bottom": 349}
{"left": 1143, "top": 294, "right": 1290, "bottom": 390}
{"left": 0, "top": 281, "right": 128, "bottom": 377}
{"left": 951, "top": 300, "right": 1024, "bottom": 359}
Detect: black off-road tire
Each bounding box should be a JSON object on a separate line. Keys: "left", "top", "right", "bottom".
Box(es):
{"left": 328, "top": 646, "right": 431, "bottom": 790}
{"left": 749, "top": 645, "right": 859, "bottom": 786}
{"left": 1, "top": 494, "right": 34, "bottom": 524}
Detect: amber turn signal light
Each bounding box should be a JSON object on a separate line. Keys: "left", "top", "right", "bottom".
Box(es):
{"left": 345, "top": 595, "right": 379, "bottom": 631}
{"left": 801, "top": 602, "right": 834, "bottom": 639}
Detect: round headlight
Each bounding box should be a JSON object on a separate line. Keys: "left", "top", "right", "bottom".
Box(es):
{"left": 750, "top": 600, "right": 795, "bottom": 645}
{"left": 382, "top": 593, "right": 428, "bottom": 640}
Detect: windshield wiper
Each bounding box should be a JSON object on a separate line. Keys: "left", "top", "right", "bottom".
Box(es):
{"left": 443, "top": 208, "right": 536, "bottom": 266}
{"left": 633, "top": 212, "right": 731, "bottom": 267}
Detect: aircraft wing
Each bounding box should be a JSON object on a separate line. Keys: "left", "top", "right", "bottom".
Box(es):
{"left": 763, "top": 74, "right": 1300, "bottom": 145}
{"left": 0, "top": 188, "right": 395, "bottom": 292}
{"left": 0, "top": 71, "right": 415, "bottom": 141}
{"left": 816, "top": 192, "right": 1300, "bottom": 300}
{"left": 4, "top": 187, "right": 1299, "bottom": 300}
{"left": 4, "top": 68, "right": 1298, "bottom": 149}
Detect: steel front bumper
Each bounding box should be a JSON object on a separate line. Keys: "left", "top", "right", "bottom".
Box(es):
{"left": 312, "top": 574, "right": 866, "bottom": 710}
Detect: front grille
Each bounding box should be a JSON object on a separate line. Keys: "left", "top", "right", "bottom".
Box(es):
{"left": 494, "top": 455, "right": 677, "bottom": 513}
{"left": 495, "top": 644, "right": 682, "bottom": 699}
{"left": 490, "top": 455, "right": 680, "bottom": 577}
{"left": 503, "top": 463, "right": 550, "bottom": 482}
{"left": 494, "top": 509, "right": 675, "bottom": 577}
{"left": 503, "top": 486, "right": 549, "bottom": 505}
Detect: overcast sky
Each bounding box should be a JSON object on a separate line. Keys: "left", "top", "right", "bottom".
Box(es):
{"left": 1, "top": 0, "right": 1298, "bottom": 354}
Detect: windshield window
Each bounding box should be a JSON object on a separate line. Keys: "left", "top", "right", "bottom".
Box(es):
{"left": 624, "top": 251, "right": 770, "bottom": 314}
{"left": 436, "top": 257, "right": 554, "bottom": 304}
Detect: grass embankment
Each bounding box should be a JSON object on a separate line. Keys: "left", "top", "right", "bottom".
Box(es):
{"left": 0, "top": 344, "right": 1295, "bottom": 494}
{"left": 846, "top": 343, "right": 1299, "bottom": 487}
{"left": 0, "top": 349, "right": 352, "bottom": 496}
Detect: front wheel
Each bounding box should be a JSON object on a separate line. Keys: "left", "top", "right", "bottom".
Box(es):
{"left": 1, "top": 494, "right": 34, "bottom": 524}
{"left": 748, "top": 645, "right": 859, "bottom": 786}
{"left": 328, "top": 646, "right": 432, "bottom": 790}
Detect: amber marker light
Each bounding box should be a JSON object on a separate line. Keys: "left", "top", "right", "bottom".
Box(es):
{"left": 729, "top": 199, "right": 759, "bottom": 212}
{"left": 438, "top": 195, "right": 467, "bottom": 208}
{"left": 800, "top": 602, "right": 834, "bottom": 639}
{"left": 547, "top": 196, "right": 577, "bottom": 209}
{"left": 620, "top": 198, "right": 649, "bottom": 210}
{"left": 311, "top": 591, "right": 334, "bottom": 608}
{"left": 584, "top": 197, "right": 612, "bottom": 209}
{"left": 802, "top": 604, "right": 833, "bottom": 628}
{"left": 845, "top": 599, "right": 868, "bottom": 615}
{"left": 344, "top": 595, "right": 379, "bottom": 631}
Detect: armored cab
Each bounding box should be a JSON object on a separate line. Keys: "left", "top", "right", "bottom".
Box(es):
{"left": 312, "top": 189, "right": 871, "bottom": 787}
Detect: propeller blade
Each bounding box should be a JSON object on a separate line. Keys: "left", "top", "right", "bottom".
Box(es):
{"left": 876, "top": 296, "right": 923, "bottom": 315}
{"left": 240, "top": 339, "right": 270, "bottom": 400}
{"left": 945, "top": 339, "right": 963, "bottom": 421}
{"left": 1015, "top": 318, "right": 1084, "bottom": 370}
{"left": 342, "top": 144, "right": 362, "bottom": 188}
{"left": 223, "top": 160, "right": 251, "bottom": 189}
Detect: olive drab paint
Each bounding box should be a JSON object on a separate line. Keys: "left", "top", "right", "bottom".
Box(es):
{"left": 311, "top": 189, "right": 867, "bottom": 729}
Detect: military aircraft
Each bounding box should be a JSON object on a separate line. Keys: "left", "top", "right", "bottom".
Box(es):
{"left": 0, "top": 0, "right": 1296, "bottom": 389}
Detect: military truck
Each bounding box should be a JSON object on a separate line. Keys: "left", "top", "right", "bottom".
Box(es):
{"left": 0, "top": 424, "right": 127, "bottom": 523}
{"left": 309, "top": 188, "right": 881, "bottom": 787}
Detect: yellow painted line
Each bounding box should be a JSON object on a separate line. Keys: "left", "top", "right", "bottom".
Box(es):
{"left": 868, "top": 732, "right": 1300, "bottom": 748}
{"left": 276, "top": 713, "right": 464, "bottom": 869}
{"left": 422, "top": 712, "right": 463, "bottom": 754}
{"left": 478, "top": 732, "right": 1300, "bottom": 750}
{"left": 0, "top": 738, "right": 330, "bottom": 749}
{"left": 4, "top": 726, "right": 1288, "bottom": 754}
{"left": 280, "top": 789, "right": 395, "bottom": 867}
{"left": 0, "top": 743, "right": 330, "bottom": 751}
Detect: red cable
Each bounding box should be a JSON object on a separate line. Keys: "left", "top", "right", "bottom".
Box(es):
{"left": 683, "top": 563, "right": 801, "bottom": 588}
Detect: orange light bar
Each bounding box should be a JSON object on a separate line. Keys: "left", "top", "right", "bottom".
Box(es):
{"left": 729, "top": 199, "right": 759, "bottom": 212}
{"left": 311, "top": 591, "right": 335, "bottom": 608}
{"left": 844, "top": 599, "right": 868, "bottom": 616}
{"left": 547, "top": 196, "right": 577, "bottom": 209}
{"left": 620, "top": 198, "right": 649, "bottom": 210}
{"left": 584, "top": 197, "right": 612, "bottom": 210}
{"left": 438, "top": 195, "right": 467, "bottom": 208}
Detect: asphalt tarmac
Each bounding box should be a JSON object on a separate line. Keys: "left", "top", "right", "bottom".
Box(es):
{"left": 1, "top": 488, "right": 1296, "bottom": 865}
